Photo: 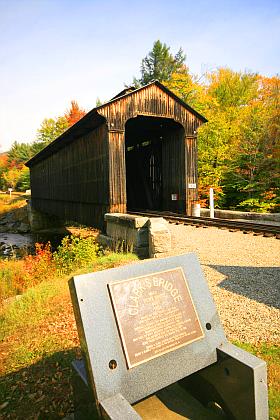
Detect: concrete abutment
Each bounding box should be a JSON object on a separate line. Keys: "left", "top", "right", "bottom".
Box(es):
{"left": 98, "top": 213, "right": 172, "bottom": 258}
{"left": 27, "top": 200, "right": 65, "bottom": 232}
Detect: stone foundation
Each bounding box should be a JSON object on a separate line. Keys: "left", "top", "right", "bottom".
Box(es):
{"left": 99, "top": 213, "right": 172, "bottom": 258}
{"left": 27, "top": 200, "right": 64, "bottom": 232}
{"left": 148, "top": 218, "right": 172, "bottom": 258}
{"left": 102, "top": 213, "right": 149, "bottom": 258}
{"left": 0, "top": 204, "right": 30, "bottom": 233}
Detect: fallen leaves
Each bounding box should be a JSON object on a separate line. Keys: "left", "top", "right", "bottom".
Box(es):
{"left": 0, "top": 291, "right": 79, "bottom": 419}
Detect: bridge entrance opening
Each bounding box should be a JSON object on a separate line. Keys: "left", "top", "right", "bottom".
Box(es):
{"left": 125, "top": 116, "right": 185, "bottom": 212}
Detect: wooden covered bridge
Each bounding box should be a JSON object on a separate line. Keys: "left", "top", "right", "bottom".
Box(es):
{"left": 26, "top": 81, "right": 207, "bottom": 229}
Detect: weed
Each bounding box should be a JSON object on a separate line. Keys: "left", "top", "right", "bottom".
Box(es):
{"left": 0, "top": 259, "right": 25, "bottom": 300}
{"left": 94, "top": 251, "right": 138, "bottom": 269}
{"left": 111, "top": 238, "right": 135, "bottom": 253}
{"left": 0, "top": 279, "right": 63, "bottom": 340}
{"left": 24, "top": 242, "right": 56, "bottom": 287}
{"left": 0, "top": 243, "right": 56, "bottom": 302}
{"left": 235, "top": 341, "right": 280, "bottom": 418}
{"left": 237, "top": 198, "right": 279, "bottom": 213}
{"left": 53, "top": 235, "right": 99, "bottom": 275}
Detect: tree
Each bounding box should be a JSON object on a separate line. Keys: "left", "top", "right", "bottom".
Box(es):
{"left": 222, "top": 78, "right": 280, "bottom": 211}
{"left": 0, "top": 153, "right": 8, "bottom": 190}
{"left": 195, "top": 69, "right": 261, "bottom": 207}
{"left": 96, "top": 97, "right": 103, "bottom": 107}
{"left": 33, "top": 116, "right": 69, "bottom": 154}
{"left": 133, "top": 40, "right": 187, "bottom": 86}
{"left": 164, "top": 72, "right": 204, "bottom": 111}
{"left": 8, "top": 141, "right": 33, "bottom": 167}
{"left": 2, "top": 167, "right": 22, "bottom": 189}
{"left": 36, "top": 117, "right": 69, "bottom": 145}
{"left": 32, "top": 101, "right": 86, "bottom": 155}
{"left": 16, "top": 166, "right": 30, "bottom": 191}
{"left": 206, "top": 68, "right": 259, "bottom": 109}
{"left": 64, "top": 100, "right": 86, "bottom": 127}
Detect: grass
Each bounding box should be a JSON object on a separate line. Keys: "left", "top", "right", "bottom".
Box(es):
{"left": 0, "top": 250, "right": 138, "bottom": 419}
{"left": 0, "top": 251, "right": 138, "bottom": 340}
{"left": 0, "top": 192, "right": 27, "bottom": 217}
{"left": 0, "top": 235, "right": 138, "bottom": 303}
{"left": 1, "top": 282, "right": 279, "bottom": 419}
{"left": 0, "top": 279, "right": 63, "bottom": 340}
{"left": 0, "top": 206, "right": 278, "bottom": 418}
{"left": 0, "top": 193, "right": 138, "bottom": 418}
{"left": 234, "top": 341, "right": 280, "bottom": 419}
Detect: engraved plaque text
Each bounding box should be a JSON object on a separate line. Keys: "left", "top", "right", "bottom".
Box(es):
{"left": 108, "top": 267, "right": 204, "bottom": 368}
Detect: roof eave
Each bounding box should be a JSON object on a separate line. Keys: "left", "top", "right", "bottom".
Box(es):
{"left": 95, "top": 80, "right": 207, "bottom": 123}
{"left": 26, "top": 80, "right": 207, "bottom": 167}
{"left": 26, "top": 110, "right": 105, "bottom": 167}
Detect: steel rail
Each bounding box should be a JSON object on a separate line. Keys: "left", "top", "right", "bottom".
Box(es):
{"left": 128, "top": 210, "right": 280, "bottom": 237}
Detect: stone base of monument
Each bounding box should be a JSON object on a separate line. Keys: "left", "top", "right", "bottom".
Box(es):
{"left": 72, "top": 359, "right": 229, "bottom": 419}
{"left": 98, "top": 213, "right": 172, "bottom": 258}
{"left": 69, "top": 253, "right": 268, "bottom": 420}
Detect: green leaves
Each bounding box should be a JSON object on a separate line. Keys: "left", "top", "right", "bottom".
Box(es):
{"left": 53, "top": 235, "right": 99, "bottom": 275}
{"left": 134, "top": 40, "right": 188, "bottom": 86}
{"left": 207, "top": 68, "right": 259, "bottom": 109}
{"left": 8, "top": 141, "right": 33, "bottom": 166}
{"left": 1, "top": 99, "right": 86, "bottom": 192}
{"left": 34, "top": 116, "right": 69, "bottom": 150}
{"left": 195, "top": 70, "right": 280, "bottom": 211}
{"left": 132, "top": 42, "right": 279, "bottom": 211}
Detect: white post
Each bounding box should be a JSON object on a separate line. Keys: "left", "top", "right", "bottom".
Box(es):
{"left": 209, "top": 188, "right": 215, "bottom": 218}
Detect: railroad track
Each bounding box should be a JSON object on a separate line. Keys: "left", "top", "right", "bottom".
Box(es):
{"left": 128, "top": 210, "right": 280, "bottom": 238}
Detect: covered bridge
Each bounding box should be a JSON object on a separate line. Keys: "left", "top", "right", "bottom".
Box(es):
{"left": 26, "top": 81, "right": 207, "bottom": 229}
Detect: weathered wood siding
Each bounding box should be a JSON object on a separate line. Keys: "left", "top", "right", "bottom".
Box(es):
{"left": 162, "top": 127, "right": 186, "bottom": 212}
{"left": 28, "top": 81, "right": 206, "bottom": 226}
{"left": 98, "top": 84, "right": 203, "bottom": 214}
{"left": 30, "top": 123, "right": 109, "bottom": 228}
{"left": 98, "top": 84, "right": 202, "bottom": 135}
{"left": 108, "top": 130, "right": 126, "bottom": 213}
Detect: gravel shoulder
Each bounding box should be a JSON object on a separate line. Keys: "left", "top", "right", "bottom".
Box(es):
{"left": 167, "top": 223, "right": 280, "bottom": 344}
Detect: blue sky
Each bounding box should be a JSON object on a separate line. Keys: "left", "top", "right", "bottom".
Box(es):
{"left": 0, "top": 0, "right": 279, "bottom": 151}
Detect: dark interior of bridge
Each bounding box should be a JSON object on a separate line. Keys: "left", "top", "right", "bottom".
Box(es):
{"left": 125, "top": 116, "right": 184, "bottom": 212}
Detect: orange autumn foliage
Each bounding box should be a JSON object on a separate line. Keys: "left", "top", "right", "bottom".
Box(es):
{"left": 64, "top": 100, "right": 86, "bottom": 127}
{"left": 23, "top": 242, "right": 56, "bottom": 288}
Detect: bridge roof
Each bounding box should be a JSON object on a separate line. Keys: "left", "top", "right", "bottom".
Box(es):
{"left": 26, "top": 80, "right": 207, "bottom": 167}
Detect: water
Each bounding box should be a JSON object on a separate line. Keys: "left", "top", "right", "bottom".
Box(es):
{"left": 0, "top": 231, "right": 66, "bottom": 258}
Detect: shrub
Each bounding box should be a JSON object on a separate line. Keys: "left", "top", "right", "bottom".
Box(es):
{"left": 236, "top": 198, "right": 279, "bottom": 213}
{"left": 0, "top": 243, "right": 55, "bottom": 302}
{"left": 24, "top": 242, "right": 56, "bottom": 287}
{"left": 53, "top": 235, "right": 99, "bottom": 275}
{"left": 0, "top": 236, "right": 100, "bottom": 301}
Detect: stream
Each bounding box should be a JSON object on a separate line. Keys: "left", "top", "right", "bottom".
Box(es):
{"left": 0, "top": 231, "right": 66, "bottom": 258}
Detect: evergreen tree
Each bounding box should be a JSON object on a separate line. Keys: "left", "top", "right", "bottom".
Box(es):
{"left": 133, "top": 40, "right": 187, "bottom": 86}
{"left": 8, "top": 141, "right": 33, "bottom": 167}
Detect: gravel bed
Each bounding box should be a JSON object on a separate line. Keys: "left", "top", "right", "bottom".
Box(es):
{"left": 167, "top": 223, "right": 280, "bottom": 344}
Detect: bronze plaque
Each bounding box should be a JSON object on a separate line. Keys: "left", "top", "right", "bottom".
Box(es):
{"left": 108, "top": 267, "right": 204, "bottom": 368}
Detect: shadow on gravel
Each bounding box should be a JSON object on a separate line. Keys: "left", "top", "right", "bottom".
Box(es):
{"left": 209, "top": 265, "right": 280, "bottom": 309}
